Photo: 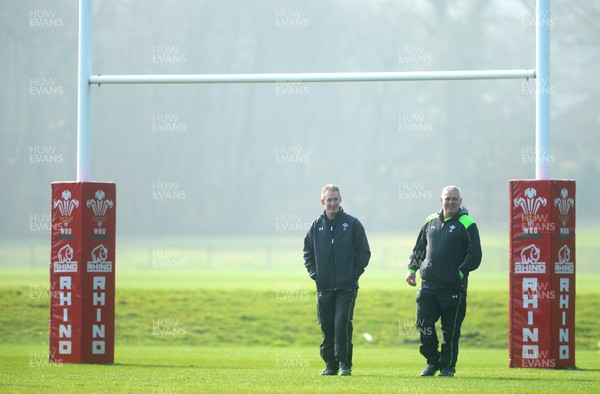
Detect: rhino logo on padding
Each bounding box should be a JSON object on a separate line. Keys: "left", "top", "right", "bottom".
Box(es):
{"left": 91, "top": 244, "right": 108, "bottom": 264}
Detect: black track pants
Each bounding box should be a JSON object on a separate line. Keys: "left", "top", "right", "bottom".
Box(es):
{"left": 415, "top": 286, "right": 467, "bottom": 369}
{"left": 316, "top": 289, "right": 358, "bottom": 368}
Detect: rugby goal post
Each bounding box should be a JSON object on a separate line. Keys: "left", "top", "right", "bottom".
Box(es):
{"left": 48, "top": 0, "right": 575, "bottom": 368}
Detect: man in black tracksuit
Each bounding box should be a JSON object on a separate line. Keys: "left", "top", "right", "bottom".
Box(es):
{"left": 304, "top": 184, "right": 371, "bottom": 376}
{"left": 405, "top": 185, "right": 482, "bottom": 377}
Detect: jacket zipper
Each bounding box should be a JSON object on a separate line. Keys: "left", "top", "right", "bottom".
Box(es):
{"left": 331, "top": 222, "right": 337, "bottom": 290}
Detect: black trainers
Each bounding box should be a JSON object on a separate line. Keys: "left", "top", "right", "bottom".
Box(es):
{"left": 320, "top": 367, "right": 338, "bottom": 376}
{"left": 420, "top": 363, "right": 440, "bottom": 376}
{"left": 438, "top": 367, "right": 455, "bottom": 377}
{"left": 339, "top": 362, "right": 352, "bottom": 376}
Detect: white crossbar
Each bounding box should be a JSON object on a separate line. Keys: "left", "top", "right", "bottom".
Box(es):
{"left": 89, "top": 69, "right": 535, "bottom": 85}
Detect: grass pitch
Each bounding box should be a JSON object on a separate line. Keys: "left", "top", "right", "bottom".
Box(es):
{"left": 1, "top": 231, "right": 600, "bottom": 393}
{"left": 1, "top": 272, "right": 600, "bottom": 393}
{"left": 3, "top": 344, "right": 600, "bottom": 393}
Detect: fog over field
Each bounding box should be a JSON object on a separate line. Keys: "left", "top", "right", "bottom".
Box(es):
{"left": 2, "top": 0, "right": 599, "bottom": 241}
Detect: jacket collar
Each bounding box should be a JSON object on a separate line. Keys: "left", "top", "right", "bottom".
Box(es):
{"left": 439, "top": 206, "right": 468, "bottom": 221}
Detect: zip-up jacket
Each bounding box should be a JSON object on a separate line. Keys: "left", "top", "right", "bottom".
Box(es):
{"left": 408, "top": 206, "right": 482, "bottom": 290}
{"left": 304, "top": 208, "right": 371, "bottom": 291}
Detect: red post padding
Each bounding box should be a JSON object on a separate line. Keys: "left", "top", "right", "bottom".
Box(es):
{"left": 509, "top": 180, "right": 575, "bottom": 368}
{"left": 50, "top": 182, "right": 116, "bottom": 363}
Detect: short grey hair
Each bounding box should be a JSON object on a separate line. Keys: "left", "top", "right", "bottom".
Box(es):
{"left": 321, "top": 184, "right": 341, "bottom": 198}
{"left": 441, "top": 185, "right": 462, "bottom": 198}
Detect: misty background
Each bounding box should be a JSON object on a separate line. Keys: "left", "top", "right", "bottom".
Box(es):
{"left": 1, "top": 1, "right": 599, "bottom": 258}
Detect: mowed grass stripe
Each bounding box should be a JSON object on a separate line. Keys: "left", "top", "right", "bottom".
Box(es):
{"left": 2, "top": 286, "right": 598, "bottom": 350}
{"left": 4, "top": 269, "right": 599, "bottom": 294}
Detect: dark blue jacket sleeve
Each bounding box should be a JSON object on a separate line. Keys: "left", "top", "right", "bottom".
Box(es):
{"left": 459, "top": 223, "right": 482, "bottom": 275}
{"left": 352, "top": 219, "right": 371, "bottom": 279}
{"left": 303, "top": 224, "right": 317, "bottom": 280}
{"left": 408, "top": 224, "right": 427, "bottom": 273}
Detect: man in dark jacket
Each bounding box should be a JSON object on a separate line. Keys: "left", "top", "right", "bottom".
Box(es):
{"left": 304, "top": 184, "right": 371, "bottom": 376}
{"left": 405, "top": 185, "right": 482, "bottom": 377}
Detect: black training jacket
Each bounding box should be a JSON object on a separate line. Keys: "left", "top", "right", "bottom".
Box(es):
{"left": 408, "top": 206, "right": 482, "bottom": 290}
{"left": 303, "top": 208, "right": 371, "bottom": 291}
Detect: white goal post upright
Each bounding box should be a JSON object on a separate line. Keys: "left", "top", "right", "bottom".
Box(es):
{"left": 536, "top": 0, "right": 551, "bottom": 180}
{"left": 76, "top": 0, "right": 92, "bottom": 183}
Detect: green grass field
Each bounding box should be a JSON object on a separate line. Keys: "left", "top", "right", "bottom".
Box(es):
{"left": 1, "top": 232, "right": 600, "bottom": 392}
{"left": 3, "top": 344, "right": 600, "bottom": 393}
